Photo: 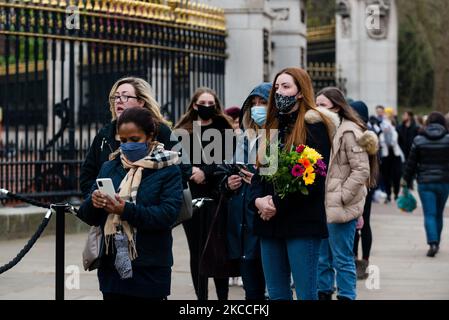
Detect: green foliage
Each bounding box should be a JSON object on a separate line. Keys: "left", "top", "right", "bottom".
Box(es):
{"left": 306, "top": 0, "right": 335, "bottom": 28}
{"left": 397, "top": 0, "right": 434, "bottom": 110}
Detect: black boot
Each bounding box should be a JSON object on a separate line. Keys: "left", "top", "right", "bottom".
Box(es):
{"left": 318, "top": 292, "right": 332, "bottom": 300}
{"left": 427, "top": 243, "right": 439, "bottom": 257}
{"left": 337, "top": 295, "right": 352, "bottom": 300}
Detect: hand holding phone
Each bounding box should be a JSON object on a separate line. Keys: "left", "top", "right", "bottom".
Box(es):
{"left": 96, "top": 178, "right": 118, "bottom": 204}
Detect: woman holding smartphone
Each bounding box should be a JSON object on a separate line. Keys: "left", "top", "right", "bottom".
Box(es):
{"left": 224, "top": 82, "right": 272, "bottom": 300}
{"left": 77, "top": 107, "right": 183, "bottom": 300}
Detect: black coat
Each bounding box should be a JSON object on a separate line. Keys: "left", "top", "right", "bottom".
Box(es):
{"left": 184, "top": 116, "right": 233, "bottom": 200}
{"left": 79, "top": 120, "right": 185, "bottom": 198}
{"left": 397, "top": 121, "right": 419, "bottom": 160}
{"left": 403, "top": 123, "right": 449, "bottom": 186}
{"left": 249, "top": 121, "right": 331, "bottom": 239}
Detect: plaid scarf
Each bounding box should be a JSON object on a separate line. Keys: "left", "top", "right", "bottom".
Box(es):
{"left": 104, "top": 142, "right": 180, "bottom": 260}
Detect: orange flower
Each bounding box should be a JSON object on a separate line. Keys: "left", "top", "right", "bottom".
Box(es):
{"left": 298, "top": 158, "right": 311, "bottom": 168}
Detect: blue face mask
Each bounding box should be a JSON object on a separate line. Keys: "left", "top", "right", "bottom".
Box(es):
{"left": 251, "top": 106, "right": 267, "bottom": 127}
{"left": 120, "top": 142, "right": 149, "bottom": 162}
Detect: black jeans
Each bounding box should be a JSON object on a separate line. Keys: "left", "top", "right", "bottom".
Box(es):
{"left": 182, "top": 206, "right": 228, "bottom": 300}
{"left": 353, "top": 189, "right": 373, "bottom": 260}
{"left": 240, "top": 258, "right": 266, "bottom": 300}
{"left": 381, "top": 152, "right": 402, "bottom": 200}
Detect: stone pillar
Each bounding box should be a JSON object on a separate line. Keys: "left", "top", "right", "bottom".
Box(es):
{"left": 336, "top": 0, "right": 397, "bottom": 113}
{"left": 266, "top": 0, "right": 307, "bottom": 79}
{"left": 198, "top": 0, "right": 307, "bottom": 107}
{"left": 198, "top": 0, "right": 272, "bottom": 107}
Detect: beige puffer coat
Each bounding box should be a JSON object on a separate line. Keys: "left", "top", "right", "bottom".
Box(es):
{"left": 325, "top": 118, "right": 379, "bottom": 224}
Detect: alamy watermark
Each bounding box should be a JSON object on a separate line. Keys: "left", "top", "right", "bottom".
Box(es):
{"left": 66, "top": 6, "right": 80, "bottom": 30}
{"left": 365, "top": 4, "right": 381, "bottom": 31}
{"left": 170, "top": 124, "right": 279, "bottom": 175}
{"left": 65, "top": 265, "right": 80, "bottom": 290}
{"left": 365, "top": 265, "right": 381, "bottom": 290}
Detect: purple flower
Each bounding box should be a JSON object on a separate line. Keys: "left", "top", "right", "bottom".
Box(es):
{"left": 291, "top": 164, "right": 305, "bottom": 177}
{"left": 315, "top": 159, "right": 327, "bottom": 176}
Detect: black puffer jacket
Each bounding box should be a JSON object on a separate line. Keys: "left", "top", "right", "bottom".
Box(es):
{"left": 403, "top": 123, "right": 449, "bottom": 186}
{"left": 79, "top": 120, "right": 181, "bottom": 198}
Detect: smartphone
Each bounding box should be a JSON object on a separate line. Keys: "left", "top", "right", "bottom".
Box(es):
{"left": 235, "top": 162, "right": 249, "bottom": 177}
{"left": 96, "top": 178, "right": 117, "bottom": 202}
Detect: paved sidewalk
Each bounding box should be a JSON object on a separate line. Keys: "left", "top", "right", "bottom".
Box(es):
{"left": 0, "top": 202, "right": 448, "bottom": 300}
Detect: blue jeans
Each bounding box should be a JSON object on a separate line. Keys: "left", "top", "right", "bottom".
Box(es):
{"left": 418, "top": 183, "right": 449, "bottom": 245}
{"left": 317, "top": 220, "right": 357, "bottom": 300}
{"left": 260, "top": 237, "right": 321, "bottom": 300}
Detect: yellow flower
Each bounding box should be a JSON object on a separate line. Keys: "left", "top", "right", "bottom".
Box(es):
{"left": 303, "top": 167, "right": 316, "bottom": 185}
{"left": 302, "top": 147, "right": 322, "bottom": 164}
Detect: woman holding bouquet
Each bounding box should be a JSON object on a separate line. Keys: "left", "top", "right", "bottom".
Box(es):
{"left": 315, "top": 87, "right": 379, "bottom": 300}
{"left": 249, "top": 67, "right": 340, "bottom": 300}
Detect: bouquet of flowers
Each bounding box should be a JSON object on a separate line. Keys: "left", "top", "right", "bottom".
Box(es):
{"left": 263, "top": 144, "right": 327, "bottom": 199}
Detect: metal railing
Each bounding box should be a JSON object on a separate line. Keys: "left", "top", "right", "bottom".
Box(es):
{"left": 0, "top": 0, "right": 227, "bottom": 203}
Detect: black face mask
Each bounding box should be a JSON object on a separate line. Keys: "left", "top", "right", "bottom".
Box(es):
{"left": 196, "top": 104, "right": 216, "bottom": 121}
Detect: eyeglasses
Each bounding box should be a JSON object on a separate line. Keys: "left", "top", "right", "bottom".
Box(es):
{"left": 109, "top": 95, "right": 139, "bottom": 103}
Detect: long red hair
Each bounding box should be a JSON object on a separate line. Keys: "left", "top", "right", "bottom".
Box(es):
{"left": 257, "top": 67, "right": 333, "bottom": 167}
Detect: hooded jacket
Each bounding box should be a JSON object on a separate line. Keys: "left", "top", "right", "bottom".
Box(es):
{"left": 403, "top": 123, "right": 449, "bottom": 185}
{"left": 239, "top": 82, "right": 272, "bottom": 130}
{"left": 226, "top": 83, "right": 272, "bottom": 260}
{"left": 325, "top": 118, "right": 379, "bottom": 223}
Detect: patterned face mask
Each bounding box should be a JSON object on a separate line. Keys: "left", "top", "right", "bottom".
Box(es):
{"left": 274, "top": 93, "right": 297, "bottom": 114}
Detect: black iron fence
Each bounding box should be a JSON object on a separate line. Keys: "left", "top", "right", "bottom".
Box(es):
{"left": 0, "top": 0, "right": 226, "bottom": 203}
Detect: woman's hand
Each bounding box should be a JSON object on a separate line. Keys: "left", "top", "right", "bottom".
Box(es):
{"left": 240, "top": 168, "right": 254, "bottom": 184}
{"left": 103, "top": 194, "right": 126, "bottom": 216}
{"left": 255, "top": 195, "right": 276, "bottom": 221}
{"left": 356, "top": 216, "right": 364, "bottom": 230}
{"left": 92, "top": 190, "right": 107, "bottom": 209}
{"left": 190, "top": 166, "right": 206, "bottom": 184}
{"left": 227, "top": 175, "right": 242, "bottom": 190}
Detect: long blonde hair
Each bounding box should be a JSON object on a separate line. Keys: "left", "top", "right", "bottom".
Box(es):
{"left": 108, "top": 76, "right": 168, "bottom": 125}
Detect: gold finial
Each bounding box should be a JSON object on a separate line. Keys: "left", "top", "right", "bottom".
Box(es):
{"left": 93, "top": 0, "right": 100, "bottom": 11}
{"left": 50, "top": 0, "right": 58, "bottom": 6}
{"left": 85, "top": 0, "right": 93, "bottom": 10}
{"left": 41, "top": 0, "right": 50, "bottom": 5}
{"left": 129, "top": 2, "right": 136, "bottom": 16}
{"left": 77, "top": 0, "right": 84, "bottom": 9}
{"left": 59, "top": 0, "right": 67, "bottom": 7}
{"left": 100, "top": 0, "right": 108, "bottom": 12}
{"left": 150, "top": 3, "right": 157, "bottom": 19}
{"left": 122, "top": 0, "right": 129, "bottom": 15}
{"left": 108, "top": 0, "right": 116, "bottom": 14}
{"left": 135, "top": 1, "right": 144, "bottom": 18}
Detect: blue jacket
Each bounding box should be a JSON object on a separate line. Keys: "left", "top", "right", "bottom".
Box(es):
{"left": 226, "top": 82, "right": 272, "bottom": 260}
{"left": 226, "top": 138, "right": 260, "bottom": 260}
{"left": 77, "top": 157, "right": 183, "bottom": 268}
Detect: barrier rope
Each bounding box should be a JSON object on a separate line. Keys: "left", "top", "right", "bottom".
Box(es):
{"left": 0, "top": 189, "right": 51, "bottom": 209}
{"left": 0, "top": 189, "right": 78, "bottom": 275}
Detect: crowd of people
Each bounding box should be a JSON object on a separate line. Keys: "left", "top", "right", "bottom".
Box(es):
{"left": 76, "top": 66, "right": 449, "bottom": 301}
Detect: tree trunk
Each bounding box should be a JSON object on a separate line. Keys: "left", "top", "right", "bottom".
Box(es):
{"left": 432, "top": 61, "right": 449, "bottom": 114}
